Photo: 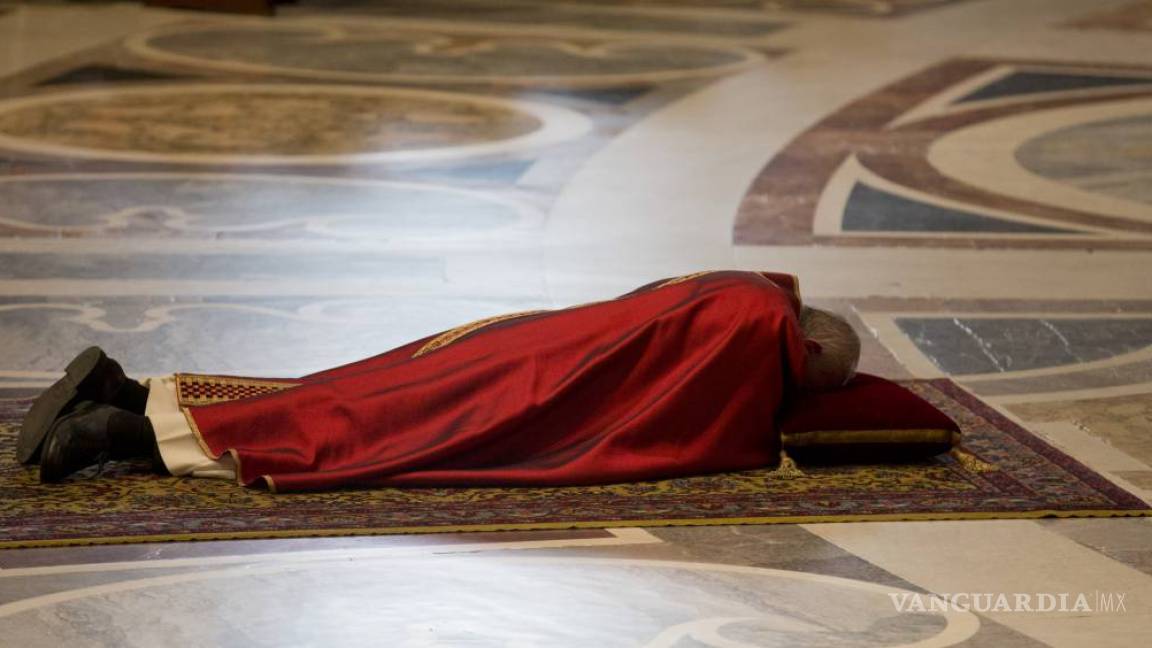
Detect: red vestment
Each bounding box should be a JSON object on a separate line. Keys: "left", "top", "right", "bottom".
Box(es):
{"left": 182, "top": 271, "right": 808, "bottom": 491}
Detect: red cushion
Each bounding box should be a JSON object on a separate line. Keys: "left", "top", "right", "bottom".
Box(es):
{"left": 779, "top": 373, "right": 960, "bottom": 462}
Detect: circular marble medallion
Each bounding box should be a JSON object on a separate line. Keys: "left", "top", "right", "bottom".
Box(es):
{"left": 0, "top": 557, "right": 979, "bottom": 647}
{"left": 0, "top": 84, "right": 591, "bottom": 165}
{"left": 1016, "top": 113, "right": 1152, "bottom": 207}
{"left": 928, "top": 97, "right": 1152, "bottom": 223}
{"left": 0, "top": 173, "right": 534, "bottom": 239}
{"left": 125, "top": 24, "right": 764, "bottom": 87}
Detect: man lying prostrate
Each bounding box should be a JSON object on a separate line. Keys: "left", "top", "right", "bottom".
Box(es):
{"left": 19, "top": 270, "right": 861, "bottom": 491}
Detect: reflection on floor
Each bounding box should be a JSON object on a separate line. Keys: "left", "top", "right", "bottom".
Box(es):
{"left": 0, "top": 0, "right": 1149, "bottom": 645}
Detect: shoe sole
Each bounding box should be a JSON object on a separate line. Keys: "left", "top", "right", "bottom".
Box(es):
{"left": 17, "top": 347, "right": 106, "bottom": 465}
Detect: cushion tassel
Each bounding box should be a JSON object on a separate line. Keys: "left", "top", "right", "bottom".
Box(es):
{"left": 767, "top": 449, "right": 805, "bottom": 479}
{"left": 950, "top": 447, "right": 997, "bottom": 473}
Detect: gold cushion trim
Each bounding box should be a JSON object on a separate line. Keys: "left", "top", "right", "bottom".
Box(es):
{"left": 783, "top": 429, "right": 960, "bottom": 447}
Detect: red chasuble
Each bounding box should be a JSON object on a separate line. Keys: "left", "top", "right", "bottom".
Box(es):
{"left": 181, "top": 270, "right": 809, "bottom": 491}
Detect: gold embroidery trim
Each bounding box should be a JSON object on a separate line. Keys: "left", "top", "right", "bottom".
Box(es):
{"left": 411, "top": 269, "right": 794, "bottom": 359}
{"left": 411, "top": 309, "right": 548, "bottom": 358}
{"left": 760, "top": 272, "right": 800, "bottom": 300}
{"left": 180, "top": 405, "right": 243, "bottom": 485}
{"left": 175, "top": 373, "right": 299, "bottom": 407}
{"left": 654, "top": 270, "right": 717, "bottom": 289}
{"left": 782, "top": 429, "right": 960, "bottom": 447}
{"left": 176, "top": 373, "right": 300, "bottom": 389}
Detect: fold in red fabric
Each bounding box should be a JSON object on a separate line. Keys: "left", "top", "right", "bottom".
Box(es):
{"left": 184, "top": 271, "right": 809, "bottom": 491}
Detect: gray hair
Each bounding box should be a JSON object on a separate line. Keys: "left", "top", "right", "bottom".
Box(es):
{"left": 800, "top": 306, "right": 861, "bottom": 388}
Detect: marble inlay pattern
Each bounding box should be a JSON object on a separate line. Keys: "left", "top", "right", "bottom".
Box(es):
{"left": 0, "top": 296, "right": 552, "bottom": 382}
{"left": 0, "top": 84, "right": 591, "bottom": 165}
{"left": 715, "top": 0, "right": 967, "bottom": 15}
{"left": 1009, "top": 393, "right": 1152, "bottom": 467}
{"left": 964, "top": 361, "right": 1152, "bottom": 397}
{"left": 1016, "top": 114, "right": 1152, "bottom": 207}
{"left": 0, "top": 528, "right": 622, "bottom": 569}
{"left": 0, "top": 557, "right": 979, "bottom": 647}
{"left": 0, "top": 251, "right": 450, "bottom": 281}
{"left": 955, "top": 70, "right": 1152, "bottom": 104}
{"left": 0, "top": 174, "right": 535, "bottom": 240}
{"left": 128, "top": 23, "right": 767, "bottom": 87}
{"left": 291, "top": 0, "right": 788, "bottom": 37}
{"left": 858, "top": 309, "right": 1152, "bottom": 399}
{"left": 895, "top": 317, "right": 1152, "bottom": 376}
{"left": 734, "top": 58, "right": 1152, "bottom": 249}
{"left": 0, "top": 0, "right": 1150, "bottom": 645}
{"left": 1036, "top": 518, "right": 1152, "bottom": 577}
{"left": 840, "top": 182, "right": 1077, "bottom": 234}
{"left": 1116, "top": 467, "right": 1152, "bottom": 485}
{"left": 1065, "top": 1, "right": 1152, "bottom": 32}
{"left": 299, "top": 0, "right": 966, "bottom": 20}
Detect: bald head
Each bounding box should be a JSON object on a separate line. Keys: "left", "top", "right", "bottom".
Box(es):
{"left": 799, "top": 307, "right": 861, "bottom": 391}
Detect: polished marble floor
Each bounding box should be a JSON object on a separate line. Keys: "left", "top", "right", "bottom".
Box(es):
{"left": 0, "top": 0, "right": 1150, "bottom": 645}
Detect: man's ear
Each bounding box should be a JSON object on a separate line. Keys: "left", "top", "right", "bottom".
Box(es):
{"left": 804, "top": 339, "right": 823, "bottom": 355}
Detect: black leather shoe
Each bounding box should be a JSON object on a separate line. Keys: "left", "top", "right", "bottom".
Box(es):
{"left": 39, "top": 402, "right": 118, "bottom": 484}
{"left": 19, "top": 347, "right": 143, "bottom": 465}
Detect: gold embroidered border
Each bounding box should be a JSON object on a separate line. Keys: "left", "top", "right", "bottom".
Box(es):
{"left": 411, "top": 309, "right": 548, "bottom": 358}
{"left": 761, "top": 271, "right": 800, "bottom": 300}
{"left": 656, "top": 270, "right": 801, "bottom": 302}
{"left": 411, "top": 269, "right": 797, "bottom": 359}
{"left": 180, "top": 405, "right": 246, "bottom": 486}
{"left": 654, "top": 270, "right": 717, "bottom": 289}
{"left": 783, "top": 429, "right": 960, "bottom": 447}
{"left": 175, "top": 373, "right": 300, "bottom": 407}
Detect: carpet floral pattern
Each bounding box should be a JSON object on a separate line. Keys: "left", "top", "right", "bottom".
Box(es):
{"left": 1, "top": 381, "right": 1147, "bottom": 548}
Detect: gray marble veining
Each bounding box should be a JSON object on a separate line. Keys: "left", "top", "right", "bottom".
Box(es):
{"left": 967, "top": 359, "right": 1152, "bottom": 395}
{"left": 896, "top": 318, "right": 1152, "bottom": 376}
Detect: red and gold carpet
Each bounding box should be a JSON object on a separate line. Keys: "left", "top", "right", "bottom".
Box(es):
{"left": 1, "top": 380, "right": 1148, "bottom": 548}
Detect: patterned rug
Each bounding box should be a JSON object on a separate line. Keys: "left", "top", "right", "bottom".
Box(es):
{"left": 1, "top": 380, "right": 1148, "bottom": 548}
